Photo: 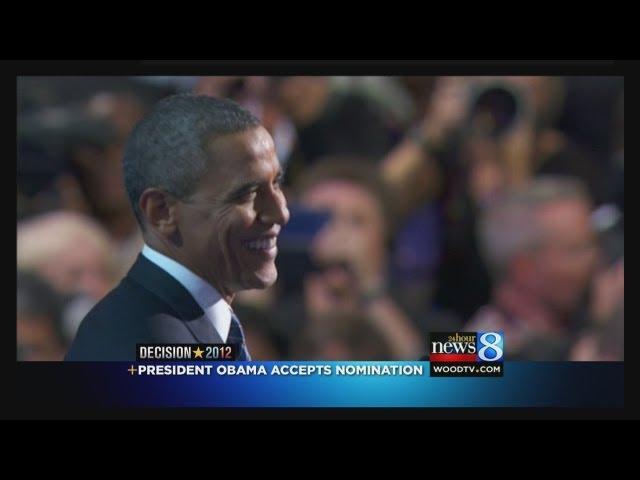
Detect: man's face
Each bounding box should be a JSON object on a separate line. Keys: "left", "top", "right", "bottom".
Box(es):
{"left": 274, "top": 76, "right": 329, "bottom": 125}
{"left": 301, "top": 180, "right": 386, "bottom": 266}
{"left": 527, "top": 199, "right": 599, "bottom": 314}
{"left": 40, "top": 243, "right": 112, "bottom": 301}
{"left": 175, "top": 126, "right": 289, "bottom": 294}
{"left": 300, "top": 180, "right": 386, "bottom": 311}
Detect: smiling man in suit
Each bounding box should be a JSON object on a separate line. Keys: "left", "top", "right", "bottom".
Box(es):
{"left": 65, "top": 94, "right": 290, "bottom": 361}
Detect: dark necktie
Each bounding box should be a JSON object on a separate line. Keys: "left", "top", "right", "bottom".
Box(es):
{"left": 228, "top": 312, "right": 251, "bottom": 361}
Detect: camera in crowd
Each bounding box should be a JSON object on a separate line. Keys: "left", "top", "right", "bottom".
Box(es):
{"left": 466, "top": 82, "right": 528, "bottom": 138}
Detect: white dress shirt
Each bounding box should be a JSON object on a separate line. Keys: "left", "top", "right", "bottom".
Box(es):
{"left": 141, "top": 244, "right": 232, "bottom": 342}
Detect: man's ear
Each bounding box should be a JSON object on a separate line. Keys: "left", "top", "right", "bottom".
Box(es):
{"left": 139, "top": 188, "right": 179, "bottom": 236}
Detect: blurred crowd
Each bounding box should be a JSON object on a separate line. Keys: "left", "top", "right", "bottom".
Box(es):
{"left": 17, "top": 75, "right": 624, "bottom": 361}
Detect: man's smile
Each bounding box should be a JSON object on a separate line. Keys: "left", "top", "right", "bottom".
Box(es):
{"left": 241, "top": 228, "right": 280, "bottom": 259}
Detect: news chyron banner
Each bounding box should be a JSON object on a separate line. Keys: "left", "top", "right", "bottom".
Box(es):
{"left": 429, "top": 331, "right": 504, "bottom": 377}
{"left": 46, "top": 331, "right": 622, "bottom": 408}
{"left": 56, "top": 360, "right": 622, "bottom": 408}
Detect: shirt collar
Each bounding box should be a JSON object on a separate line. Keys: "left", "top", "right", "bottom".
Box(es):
{"left": 141, "top": 244, "right": 232, "bottom": 341}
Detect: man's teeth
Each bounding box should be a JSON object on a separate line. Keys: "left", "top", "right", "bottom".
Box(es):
{"left": 245, "top": 238, "right": 277, "bottom": 250}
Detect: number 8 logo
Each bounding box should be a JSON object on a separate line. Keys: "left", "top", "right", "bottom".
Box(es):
{"left": 478, "top": 332, "right": 503, "bottom": 361}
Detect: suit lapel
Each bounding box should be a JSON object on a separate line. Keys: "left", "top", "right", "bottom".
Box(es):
{"left": 127, "top": 254, "right": 222, "bottom": 343}
{"left": 183, "top": 313, "right": 224, "bottom": 344}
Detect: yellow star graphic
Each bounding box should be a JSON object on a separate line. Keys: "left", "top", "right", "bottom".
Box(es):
{"left": 193, "top": 346, "right": 204, "bottom": 359}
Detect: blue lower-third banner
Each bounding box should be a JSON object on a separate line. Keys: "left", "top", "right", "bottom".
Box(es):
{"left": 51, "top": 361, "right": 624, "bottom": 407}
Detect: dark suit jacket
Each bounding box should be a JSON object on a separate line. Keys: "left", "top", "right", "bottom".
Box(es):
{"left": 65, "top": 254, "right": 223, "bottom": 361}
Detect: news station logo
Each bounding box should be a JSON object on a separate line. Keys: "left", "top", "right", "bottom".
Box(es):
{"left": 429, "top": 332, "right": 504, "bottom": 377}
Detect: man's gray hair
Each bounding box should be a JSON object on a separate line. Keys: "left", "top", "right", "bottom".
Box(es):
{"left": 123, "top": 94, "right": 261, "bottom": 227}
{"left": 478, "top": 176, "right": 591, "bottom": 279}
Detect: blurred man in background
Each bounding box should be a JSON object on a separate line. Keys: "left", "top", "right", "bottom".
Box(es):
{"left": 17, "top": 211, "right": 117, "bottom": 342}
{"left": 273, "top": 159, "right": 427, "bottom": 359}
{"left": 17, "top": 211, "right": 115, "bottom": 299}
{"left": 468, "top": 176, "right": 623, "bottom": 360}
